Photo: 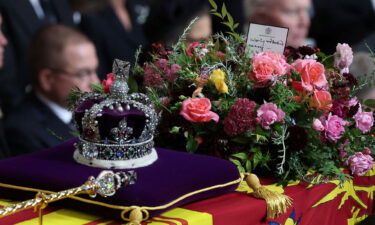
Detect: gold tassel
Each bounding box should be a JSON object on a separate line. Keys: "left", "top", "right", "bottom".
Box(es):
{"left": 124, "top": 207, "right": 144, "bottom": 225}
{"left": 245, "top": 173, "right": 292, "bottom": 219}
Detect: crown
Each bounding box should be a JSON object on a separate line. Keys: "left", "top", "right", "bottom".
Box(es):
{"left": 72, "top": 59, "right": 159, "bottom": 169}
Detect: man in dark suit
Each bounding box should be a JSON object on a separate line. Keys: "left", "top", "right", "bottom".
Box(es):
{"left": 0, "top": 0, "right": 75, "bottom": 111}
{"left": 4, "top": 24, "right": 100, "bottom": 156}
{"left": 79, "top": 0, "right": 148, "bottom": 78}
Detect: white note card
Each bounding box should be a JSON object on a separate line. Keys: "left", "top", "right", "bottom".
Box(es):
{"left": 246, "top": 23, "right": 289, "bottom": 55}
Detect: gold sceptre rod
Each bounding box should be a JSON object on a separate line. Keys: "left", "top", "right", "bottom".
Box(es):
{"left": 0, "top": 170, "right": 136, "bottom": 225}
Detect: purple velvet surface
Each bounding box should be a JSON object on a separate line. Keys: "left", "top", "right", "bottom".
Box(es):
{"left": 0, "top": 138, "right": 240, "bottom": 217}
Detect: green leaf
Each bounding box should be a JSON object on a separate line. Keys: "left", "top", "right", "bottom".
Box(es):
{"left": 233, "top": 23, "right": 239, "bottom": 29}
{"left": 245, "top": 160, "right": 252, "bottom": 172}
{"left": 253, "top": 151, "right": 263, "bottom": 169}
{"left": 221, "top": 3, "right": 227, "bottom": 18}
{"left": 214, "top": 40, "right": 220, "bottom": 51}
{"left": 210, "top": 12, "right": 223, "bottom": 19}
{"left": 227, "top": 13, "right": 234, "bottom": 28}
{"left": 208, "top": 0, "right": 218, "bottom": 10}
{"left": 232, "top": 152, "right": 248, "bottom": 161}
{"left": 221, "top": 22, "right": 232, "bottom": 28}
{"left": 230, "top": 159, "right": 245, "bottom": 172}
{"left": 255, "top": 134, "right": 268, "bottom": 143}
{"left": 128, "top": 77, "right": 138, "bottom": 93}
{"left": 364, "top": 99, "right": 375, "bottom": 108}
{"left": 169, "top": 126, "right": 181, "bottom": 134}
{"left": 186, "top": 138, "right": 199, "bottom": 153}
{"left": 92, "top": 83, "right": 104, "bottom": 93}
{"left": 232, "top": 136, "right": 252, "bottom": 144}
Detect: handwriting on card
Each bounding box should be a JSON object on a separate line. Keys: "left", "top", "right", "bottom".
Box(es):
{"left": 247, "top": 23, "right": 289, "bottom": 55}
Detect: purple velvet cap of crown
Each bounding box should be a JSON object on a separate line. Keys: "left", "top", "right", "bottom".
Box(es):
{"left": 74, "top": 98, "right": 146, "bottom": 141}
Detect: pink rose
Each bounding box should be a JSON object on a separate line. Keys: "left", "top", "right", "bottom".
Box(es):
{"left": 323, "top": 113, "right": 348, "bottom": 142}
{"left": 345, "top": 152, "right": 374, "bottom": 176}
{"left": 353, "top": 111, "right": 374, "bottom": 134}
{"left": 180, "top": 98, "right": 219, "bottom": 123}
{"left": 312, "top": 118, "right": 325, "bottom": 131}
{"left": 256, "top": 103, "right": 285, "bottom": 130}
{"left": 347, "top": 97, "right": 358, "bottom": 107}
{"left": 292, "top": 59, "right": 327, "bottom": 91}
{"left": 102, "top": 73, "right": 115, "bottom": 93}
{"left": 309, "top": 90, "right": 332, "bottom": 111}
{"left": 249, "top": 51, "right": 290, "bottom": 84}
{"left": 334, "top": 43, "right": 353, "bottom": 74}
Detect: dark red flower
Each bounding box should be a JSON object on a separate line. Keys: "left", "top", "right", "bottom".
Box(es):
{"left": 343, "top": 73, "right": 358, "bottom": 87}
{"left": 143, "top": 64, "right": 163, "bottom": 87}
{"left": 223, "top": 98, "right": 257, "bottom": 136}
{"left": 152, "top": 43, "right": 163, "bottom": 50}
{"left": 286, "top": 126, "right": 308, "bottom": 151}
{"left": 298, "top": 46, "right": 320, "bottom": 56}
{"left": 331, "top": 99, "right": 349, "bottom": 117}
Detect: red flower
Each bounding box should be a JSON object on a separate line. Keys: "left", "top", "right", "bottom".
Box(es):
{"left": 291, "top": 81, "right": 304, "bottom": 94}
{"left": 152, "top": 43, "right": 163, "bottom": 50}
{"left": 223, "top": 98, "right": 257, "bottom": 136}
{"left": 195, "top": 137, "right": 203, "bottom": 144}
{"left": 186, "top": 42, "right": 200, "bottom": 57}
{"left": 102, "top": 73, "right": 115, "bottom": 93}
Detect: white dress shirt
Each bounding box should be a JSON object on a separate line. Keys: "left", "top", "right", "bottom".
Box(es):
{"left": 36, "top": 92, "right": 72, "bottom": 124}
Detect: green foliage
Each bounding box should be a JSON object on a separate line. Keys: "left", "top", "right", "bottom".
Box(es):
{"left": 66, "top": 87, "right": 87, "bottom": 111}
{"left": 92, "top": 83, "right": 104, "bottom": 93}
{"left": 270, "top": 82, "right": 301, "bottom": 115}
{"left": 208, "top": 0, "right": 243, "bottom": 43}
{"left": 364, "top": 99, "right": 375, "bottom": 108}
{"left": 186, "top": 137, "right": 199, "bottom": 153}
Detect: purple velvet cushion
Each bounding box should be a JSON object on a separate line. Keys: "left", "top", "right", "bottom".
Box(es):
{"left": 0, "top": 138, "right": 240, "bottom": 217}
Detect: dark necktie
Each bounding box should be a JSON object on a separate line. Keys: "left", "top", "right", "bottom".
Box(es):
{"left": 40, "top": 0, "right": 57, "bottom": 24}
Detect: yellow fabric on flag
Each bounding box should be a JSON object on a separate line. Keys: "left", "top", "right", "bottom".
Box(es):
{"left": 16, "top": 208, "right": 108, "bottom": 225}
{"left": 151, "top": 208, "right": 213, "bottom": 225}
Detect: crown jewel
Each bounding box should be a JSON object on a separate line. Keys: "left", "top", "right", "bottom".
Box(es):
{"left": 73, "top": 59, "right": 159, "bottom": 169}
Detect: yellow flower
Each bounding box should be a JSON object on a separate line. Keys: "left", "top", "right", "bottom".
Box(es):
{"left": 209, "top": 69, "right": 228, "bottom": 93}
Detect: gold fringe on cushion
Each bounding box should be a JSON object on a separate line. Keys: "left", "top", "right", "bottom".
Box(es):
{"left": 245, "top": 173, "right": 292, "bottom": 219}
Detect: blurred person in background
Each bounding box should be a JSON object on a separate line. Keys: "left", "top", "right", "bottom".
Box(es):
{"left": 0, "top": 13, "right": 10, "bottom": 159}
{"left": 0, "top": 0, "right": 75, "bottom": 112}
{"left": 78, "top": 0, "right": 149, "bottom": 78}
{"left": 244, "top": 0, "right": 312, "bottom": 48}
{"left": 309, "top": 0, "right": 375, "bottom": 54}
{"left": 4, "top": 24, "right": 99, "bottom": 156}
{"left": 350, "top": 52, "right": 375, "bottom": 101}
{"left": 144, "top": 0, "right": 211, "bottom": 47}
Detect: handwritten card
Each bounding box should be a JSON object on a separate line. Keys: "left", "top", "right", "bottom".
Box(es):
{"left": 247, "top": 23, "right": 289, "bottom": 55}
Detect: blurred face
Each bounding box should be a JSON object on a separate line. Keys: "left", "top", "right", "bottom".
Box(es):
{"left": 0, "top": 16, "right": 8, "bottom": 67}
{"left": 187, "top": 13, "right": 212, "bottom": 43}
{"left": 48, "top": 42, "right": 99, "bottom": 107}
{"left": 254, "top": 0, "right": 311, "bottom": 48}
